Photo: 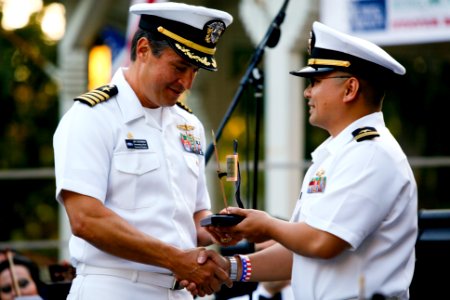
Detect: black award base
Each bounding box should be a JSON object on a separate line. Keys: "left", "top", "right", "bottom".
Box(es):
{"left": 200, "top": 214, "right": 244, "bottom": 227}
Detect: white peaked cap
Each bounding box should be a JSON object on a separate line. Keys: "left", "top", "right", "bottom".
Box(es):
{"left": 130, "top": 2, "right": 233, "bottom": 71}
{"left": 290, "top": 21, "right": 406, "bottom": 77}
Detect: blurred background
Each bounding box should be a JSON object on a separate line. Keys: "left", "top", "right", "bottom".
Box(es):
{"left": 0, "top": 0, "right": 449, "bottom": 298}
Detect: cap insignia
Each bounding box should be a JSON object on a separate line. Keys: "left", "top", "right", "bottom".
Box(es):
{"left": 204, "top": 20, "right": 225, "bottom": 44}
{"left": 74, "top": 84, "right": 118, "bottom": 107}
{"left": 307, "top": 31, "right": 313, "bottom": 55}
{"left": 352, "top": 127, "right": 380, "bottom": 142}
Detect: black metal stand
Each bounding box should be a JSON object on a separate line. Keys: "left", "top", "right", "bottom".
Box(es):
{"left": 204, "top": 0, "right": 290, "bottom": 172}
{"left": 211, "top": 1, "right": 291, "bottom": 296}
{"left": 249, "top": 68, "right": 264, "bottom": 210}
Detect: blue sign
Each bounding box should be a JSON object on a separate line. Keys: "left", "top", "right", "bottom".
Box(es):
{"left": 350, "top": 0, "right": 387, "bottom": 32}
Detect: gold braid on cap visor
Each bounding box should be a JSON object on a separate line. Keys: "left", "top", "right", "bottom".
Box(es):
{"left": 157, "top": 26, "right": 216, "bottom": 55}
{"left": 175, "top": 43, "right": 215, "bottom": 68}
{"left": 308, "top": 58, "right": 351, "bottom": 68}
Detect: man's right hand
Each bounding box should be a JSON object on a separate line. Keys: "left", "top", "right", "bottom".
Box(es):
{"left": 177, "top": 248, "right": 232, "bottom": 297}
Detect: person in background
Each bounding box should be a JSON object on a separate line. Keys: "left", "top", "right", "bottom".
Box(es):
{"left": 0, "top": 253, "right": 46, "bottom": 300}
{"left": 196, "top": 21, "right": 418, "bottom": 300}
{"left": 53, "top": 2, "right": 233, "bottom": 299}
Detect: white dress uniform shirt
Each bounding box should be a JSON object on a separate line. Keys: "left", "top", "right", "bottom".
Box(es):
{"left": 290, "top": 112, "right": 418, "bottom": 300}
{"left": 54, "top": 68, "right": 211, "bottom": 274}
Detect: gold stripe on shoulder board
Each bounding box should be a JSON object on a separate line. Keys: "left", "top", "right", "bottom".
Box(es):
{"left": 74, "top": 84, "right": 118, "bottom": 107}
{"left": 352, "top": 126, "right": 380, "bottom": 142}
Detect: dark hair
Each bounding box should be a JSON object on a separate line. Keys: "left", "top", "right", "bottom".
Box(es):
{"left": 328, "top": 68, "right": 386, "bottom": 109}
{"left": 130, "top": 28, "right": 171, "bottom": 61}
{"left": 357, "top": 76, "right": 386, "bottom": 109}
{"left": 0, "top": 254, "right": 47, "bottom": 298}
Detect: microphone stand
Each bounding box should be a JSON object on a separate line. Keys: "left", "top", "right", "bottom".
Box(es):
{"left": 212, "top": 4, "right": 291, "bottom": 296}
{"left": 205, "top": 0, "right": 290, "bottom": 171}
{"left": 249, "top": 68, "right": 264, "bottom": 210}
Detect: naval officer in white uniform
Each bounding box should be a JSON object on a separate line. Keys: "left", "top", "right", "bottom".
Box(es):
{"left": 53, "top": 2, "right": 233, "bottom": 299}
{"left": 201, "top": 21, "right": 418, "bottom": 300}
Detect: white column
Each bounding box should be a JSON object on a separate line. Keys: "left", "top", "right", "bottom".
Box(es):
{"left": 264, "top": 47, "right": 303, "bottom": 219}
{"left": 239, "top": 0, "right": 318, "bottom": 219}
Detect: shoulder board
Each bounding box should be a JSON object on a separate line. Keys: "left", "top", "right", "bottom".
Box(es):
{"left": 176, "top": 101, "right": 193, "bottom": 114}
{"left": 352, "top": 126, "right": 380, "bottom": 142}
{"left": 74, "top": 84, "right": 118, "bottom": 107}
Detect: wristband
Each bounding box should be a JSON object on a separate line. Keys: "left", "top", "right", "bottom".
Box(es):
{"left": 228, "top": 256, "right": 238, "bottom": 281}
{"left": 238, "top": 255, "right": 252, "bottom": 282}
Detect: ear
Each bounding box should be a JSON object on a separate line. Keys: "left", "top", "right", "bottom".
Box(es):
{"left": 342, "top": 77, "right": 359, "bottom": 103}
{"left": 136, "top": 37, "right": 150, "bottom": 60}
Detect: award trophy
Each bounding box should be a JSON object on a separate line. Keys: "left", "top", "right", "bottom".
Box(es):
{"left": 200, "top": 132, "right": 244, "bottom": 227}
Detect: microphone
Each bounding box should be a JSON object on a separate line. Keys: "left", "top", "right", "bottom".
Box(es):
{"left": 267, "top": 0, "right": 290, "bottom": 48}
{"left": 267, "top": 28, "right": 281, "bottom": 48}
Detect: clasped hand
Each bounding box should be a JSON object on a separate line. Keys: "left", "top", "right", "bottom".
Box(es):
{"left": 180, "top": 207, "right": 274, "bottom": 296}
{"left": 176, "top": 248, "right": 232, "bottom": 297}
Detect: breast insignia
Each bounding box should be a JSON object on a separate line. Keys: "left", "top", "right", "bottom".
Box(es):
{"left": 352, "top": 127, "right": 380, "bottom": 142}
{"left": 176, "top": 101, "right": 193, "bottom": 114}
{"left": 74, "top": 84, "right": 118, "bottom": 107}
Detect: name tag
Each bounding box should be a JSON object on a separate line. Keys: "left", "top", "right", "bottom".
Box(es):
{"left": 125, "top": 139, "right": 149, "bottom": 150}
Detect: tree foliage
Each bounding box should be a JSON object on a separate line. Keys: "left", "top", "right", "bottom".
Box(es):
{"left": 0, "top": 12, "right": 59, "bottom": 243}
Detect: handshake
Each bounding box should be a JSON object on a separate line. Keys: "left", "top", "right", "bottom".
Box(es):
{"left": 173, "top": 206, "right": 273, "bottom": 297}
{"left": 174, "top": 247, "right": 234, "bottom": 297}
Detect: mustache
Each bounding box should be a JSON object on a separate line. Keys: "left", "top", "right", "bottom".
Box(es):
{"left": 169, "top": 83, "right": 187, "bottom": 94}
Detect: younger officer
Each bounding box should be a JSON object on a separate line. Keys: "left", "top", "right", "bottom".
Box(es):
{"left": 200, "top": 21, "right": 418, "bottom": 300}
{"left": 53, "top": 2, "right": 233, "bottom": 299}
